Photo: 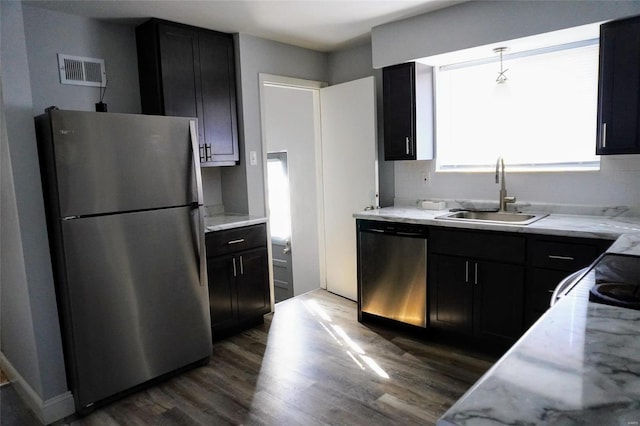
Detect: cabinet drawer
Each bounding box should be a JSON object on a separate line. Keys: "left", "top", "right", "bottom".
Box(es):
{"left": 430, "top": 228, "right": 525, "bottom": 263}
{"left": 206, "top": 224, "right": 267, "bottom": 257}
{"left": 530, "top": 240, "right": 600, "bottom": 271}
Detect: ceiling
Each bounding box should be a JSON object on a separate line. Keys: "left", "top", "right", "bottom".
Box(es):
{"left": 26, "top": 0, "right": 464, "bottom": 52}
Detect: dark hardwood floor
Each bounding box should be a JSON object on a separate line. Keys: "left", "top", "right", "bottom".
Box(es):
{"left": 13, "top": 290, "right": 495, "bottom": 426}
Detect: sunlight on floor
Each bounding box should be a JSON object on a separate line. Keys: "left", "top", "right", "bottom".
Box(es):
{"left": 302, "top": 299, "right": 389, "bottom": 379}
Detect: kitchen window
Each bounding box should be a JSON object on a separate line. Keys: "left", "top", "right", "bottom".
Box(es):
{"left": 434, "top": 40, "right": 600, "bottom": 172}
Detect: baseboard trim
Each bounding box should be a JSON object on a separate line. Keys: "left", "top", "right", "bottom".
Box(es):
{"left": 0, "top": 353, "right": 75, "bottom": 424}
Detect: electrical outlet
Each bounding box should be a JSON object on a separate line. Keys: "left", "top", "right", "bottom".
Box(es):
{"left": 421, "top": 172, "right": 430, "bottom": 185}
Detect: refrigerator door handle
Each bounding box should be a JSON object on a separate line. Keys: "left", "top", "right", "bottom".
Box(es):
{"left": 189, "top": 120, "right": 204, "bottom": 206}
{"left": 189, "top": 120, "right": 207, "bottom": 287}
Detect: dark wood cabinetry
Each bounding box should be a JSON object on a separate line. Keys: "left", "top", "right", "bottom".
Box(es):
{"left": 525, "top": 235, "right": 612, "bottom": 326}
{"left": 429, "top": 228, "right": 525, "bottom": 346}
{"left": 136, "top": 19, "right": 239, "bottom": 166}
{"left": 206, "top": 224, "right": 270, "bottom": 339}
{"left": 383, "top": 62, "right": 433, "bottom": 161}
{"left": 597, "top": 15, "right": 640, "bottom": 155}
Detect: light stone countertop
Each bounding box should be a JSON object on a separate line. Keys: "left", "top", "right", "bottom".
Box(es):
{"left": 354, "top": 206, "right": 640, "bottom": 240}
{"left": 204, "top": 214, "right": 267, "bottom": 233}
{"left": 437, "top": 233, "right": 640, "bottom": 425}
{"left": 353, "top": 206, "right": 640, "bottom": 425}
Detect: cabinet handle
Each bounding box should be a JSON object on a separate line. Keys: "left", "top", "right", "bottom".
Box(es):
{"left": 405, "top": 137, "right": 410, "bottom": 155}
{"left": 601, "top": 122, "right": 607, "bottom": 148}
{"left": 227, "top": 238, "right": 245, "bottom": 245}
{"left": 474, "top": 262, "right": 478, "bottom": 285}
{"left": 199, "top": 145, "right": 206, "bottom": 162}
{"left": 240, "top": 256, "right": 244, "bottom": 275}
{"left": 232, "top": 258, "right": 237, "bottom": 277}
{"left": 465, "top": 260, "right": 469, "bottom": 283}
{"left": 548, "top": 255, "right": 575, "bottom": 261}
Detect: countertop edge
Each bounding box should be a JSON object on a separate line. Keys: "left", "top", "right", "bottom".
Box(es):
{"left": 205, "top": 216, "right": 267, "bottom": 232}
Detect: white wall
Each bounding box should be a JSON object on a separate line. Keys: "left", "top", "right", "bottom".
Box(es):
{"left": 0, "top": 1, "right": 74, "bottom": 422}
{"left": 372, "top": 0, "right": 640, "bottom": 209}
{"left": 228, "top": 34, "right": 328, "bottom": 216}
{"left": 328, "top": 42, "right": 394, "bottom": 207}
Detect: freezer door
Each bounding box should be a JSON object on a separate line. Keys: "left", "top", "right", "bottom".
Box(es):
{"left": 59, "top": 206, "right": 211, "bottom": 409}
{"left": 48, "top": 110, "right": 198, "bottom": 217}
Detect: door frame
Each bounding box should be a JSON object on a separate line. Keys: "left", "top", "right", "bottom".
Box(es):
{"left": 258, "top": 74, "right": 329, "bottom": 302}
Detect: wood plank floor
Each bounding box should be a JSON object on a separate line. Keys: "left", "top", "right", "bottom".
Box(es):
{"left": 33, "top": 289, "right": 495, "bottom": 425}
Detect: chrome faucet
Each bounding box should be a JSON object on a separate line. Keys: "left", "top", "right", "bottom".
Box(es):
{"left": 495, "top": 156, "right": 516, "bottom": 212}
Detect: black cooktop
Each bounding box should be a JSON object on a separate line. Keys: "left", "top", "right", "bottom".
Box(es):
{"left": 588, "top": 254, "right": 640, "bottom": 310}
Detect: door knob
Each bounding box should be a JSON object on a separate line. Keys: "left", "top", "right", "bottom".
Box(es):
{"left": 283, "top": 240, "right": 291, "bottom": 254}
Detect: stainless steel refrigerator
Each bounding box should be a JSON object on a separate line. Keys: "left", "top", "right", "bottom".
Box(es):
{"left": 35, "top": 110, "right": 212, "bottom": 412}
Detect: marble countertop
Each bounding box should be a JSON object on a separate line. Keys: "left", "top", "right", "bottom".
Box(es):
{"left": 354, "top": 207, "right": 640, "bottom": 240}
{"left": 437, "top": 234, "right": 640, "bottom": 425}
{"left": 204, "top": 214, "right": 267, "bottom": 232}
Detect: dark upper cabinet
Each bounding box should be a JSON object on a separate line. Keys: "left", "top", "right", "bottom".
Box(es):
{"left": 597, "top": 15, "right": 640, "bottom": 155}
{"left": 136, "top": 19, "right": 239, "bottom": 166}
{"left": 383, "top": 62, "right": 433, "bottom": 161}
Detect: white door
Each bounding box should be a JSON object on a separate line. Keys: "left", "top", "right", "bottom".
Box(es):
{"left": 320, "top": 77, "right": 378, "bottom": 301}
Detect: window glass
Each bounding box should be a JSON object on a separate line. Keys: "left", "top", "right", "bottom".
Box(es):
{"left": 435, "top": 42, "right": 600, "bottom": 171}
{"left": 267, "top": 153, "right": 292, "bottom": 240}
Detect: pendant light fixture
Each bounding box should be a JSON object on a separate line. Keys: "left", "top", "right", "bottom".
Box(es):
{"left": 494, "top": 47, "right": 508, "bottom": 84}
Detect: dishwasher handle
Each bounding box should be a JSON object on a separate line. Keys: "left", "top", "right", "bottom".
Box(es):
{"left": 358, "top": 222, "right": 428, "bottom": 238}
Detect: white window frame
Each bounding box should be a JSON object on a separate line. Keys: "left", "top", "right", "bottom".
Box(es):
{"left": 433, "top": 39, "right": 601, "bottom": 173}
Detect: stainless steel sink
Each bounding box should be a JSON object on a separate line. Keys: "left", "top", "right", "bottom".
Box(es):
{"left": 435, "top": 211, "right": 548, "bottom": 225}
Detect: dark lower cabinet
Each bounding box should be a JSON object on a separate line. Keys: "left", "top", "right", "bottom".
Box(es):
{"left": 430, "top": 254, "right": 524, "bottom": 346}
{"left": 473, "top": 260, "right": 524, "bottom": 344}
{"left": 525, "top": 235, "right": 612, "bottom": 327}
{"left": 429, "top": 228, "right": 526, "bottom": 347}
{"left": 430, "top": 254, "right": 473, "bottom": 335}
{"left": 206, "top": 224, "right": 270, "bottom": 339}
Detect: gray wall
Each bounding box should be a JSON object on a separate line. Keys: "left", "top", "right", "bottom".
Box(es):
{"left": 0, "top": 0, "right": 69, "bottom": 405}
{"left": 228, "top": 33, "right": 329, "bottom": 216}
{"left": 328, "top": 42, "right": 393, "bottom": 207}
{"left": 22, "top": 4, "right": 141, "bottom": 115}
{"left": 372, "top": 0, "right": 640, "bottom": 68}
{"left": 372, "top": 0, "right": 640, "bottom": 209}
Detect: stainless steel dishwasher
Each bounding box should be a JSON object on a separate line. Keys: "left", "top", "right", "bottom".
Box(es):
{"left": 358, "top": 220, "right": 428, "bottom": 328}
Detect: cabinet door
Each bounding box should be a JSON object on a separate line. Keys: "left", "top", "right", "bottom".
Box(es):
{"left": 430, "top": 254, "right": 473, "bottom": 335}
{"left": 236, "top": 247, "right": 270, "bottom": 320}
{"left": 199, "top": 32, "right": 239, "bottom": 164}
{"left": 157, "top": 24, "right": 205, "bottom": 146}
{"left": 207, "top": 255, "right": 237, "bottom": 332}
{"left": 597, "top": 16, "right": 640, "bottom": 154}
{"left": 525, "top": 268, "right": 568, "bottom": 327}
{"left": 474, "top": 261, "right": 524, "bottom": 345}
{"left": 383, "top": 63, "right": 415, "bottom": 160}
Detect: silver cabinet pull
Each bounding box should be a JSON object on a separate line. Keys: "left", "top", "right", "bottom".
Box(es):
{"left": 227, "top": 238, "right": 245, "bottom": 245}
{"left": 465, "top": 260, "right": 469, "bottom": 283}
{"left": 405, "top": 137, "right": 410, "bottom": 155}
{"left": 240, "top": 256, "right": 244, "bottom": 275}
{"left": 548, "top": 255, "right": 575, "bottom": 261}
{"left": 474, "top": 263, "right": 478, "bottom": 285}
{"left": 232, "top": 258, "right": 237, "bottom": 277}
{"left": 601, "top": 122, "right": 607, "bottom": 148}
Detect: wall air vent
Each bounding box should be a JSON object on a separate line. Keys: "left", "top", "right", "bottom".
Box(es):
{"left": 57, "top": 54, "right": 106, "bottom": 87}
